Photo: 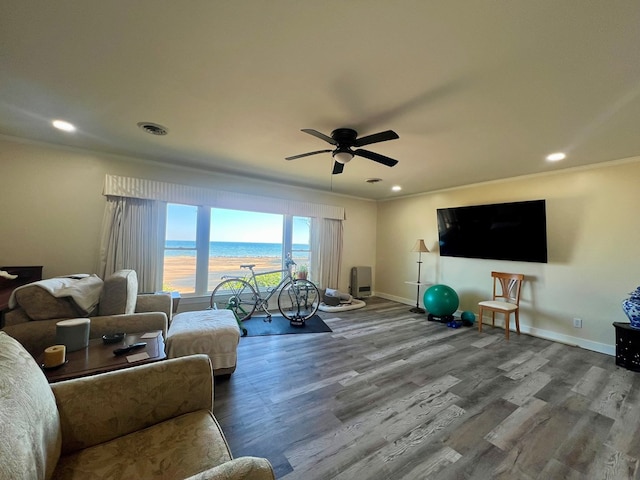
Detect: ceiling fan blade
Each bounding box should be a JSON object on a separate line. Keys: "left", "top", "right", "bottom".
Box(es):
{"left": 332, "top": 161, "right": 344, "bottom": 175}
{"left": 301, "top": 129, "right": 338, "bottom": 145}
{"left": 353, "top": 130, "right": 399, "bottom": 147}
{"left": 354, "top": 149, "right": 399, "bottom": 167}
{"left": 285, "top": 149, "right": 332, "bottom": 160}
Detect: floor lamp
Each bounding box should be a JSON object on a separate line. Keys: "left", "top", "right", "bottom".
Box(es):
{"left": 410, "top": 239, "right": 430, "bottom": 313}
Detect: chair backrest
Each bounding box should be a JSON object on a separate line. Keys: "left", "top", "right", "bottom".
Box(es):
{"left": 491, "top": 271, "right": 524, "bottom": 305}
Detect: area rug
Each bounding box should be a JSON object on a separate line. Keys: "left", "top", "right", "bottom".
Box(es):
{"left": 242, "top": 314, "right": 332, "bottom": 337}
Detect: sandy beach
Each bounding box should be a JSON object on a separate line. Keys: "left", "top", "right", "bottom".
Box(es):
{"left": 163, "top": 255, "right": 285, "bottom": 293}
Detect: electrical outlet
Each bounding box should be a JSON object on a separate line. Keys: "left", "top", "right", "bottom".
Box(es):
{"left": 573, "top": 317, "right": 582, "bottom": 328}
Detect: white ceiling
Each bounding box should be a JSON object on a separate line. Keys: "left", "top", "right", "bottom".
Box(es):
{"left": 2, "top": 1, "right": 640, "bottom": 200}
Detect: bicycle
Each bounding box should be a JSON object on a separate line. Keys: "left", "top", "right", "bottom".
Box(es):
{"left": 210, "top": 255, "right": 320, "bottom": 333}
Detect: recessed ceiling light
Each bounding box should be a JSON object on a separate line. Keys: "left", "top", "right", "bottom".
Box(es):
{"left": 52, "top": 119, "right": 76, "bottom": 132}
{"left": 391, "top": 185, "right": 402, "bottom": 192}
{"left": 546, "top": 152, "right": 566, "bottom": 162}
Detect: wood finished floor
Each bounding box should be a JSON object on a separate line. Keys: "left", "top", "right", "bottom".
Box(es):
{"left": 214, "top": 297, "right": 640, "bottom": 479}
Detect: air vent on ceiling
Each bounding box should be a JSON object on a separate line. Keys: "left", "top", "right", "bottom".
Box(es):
{"left": 366, "top": 178, "right": 383, "bottom": 184}
{"left": 137, "top": 122, "right": 168, "bottom": 136}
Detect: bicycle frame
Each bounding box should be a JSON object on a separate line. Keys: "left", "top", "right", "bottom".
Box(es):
{"left": 242, "top": 266, "right": 295, "bottom": 315}
{"left": 211, "top": 255, "right": 319, "bottom": 326}
{"left": 222, "top": 257, "right": 297, "bottom": 316}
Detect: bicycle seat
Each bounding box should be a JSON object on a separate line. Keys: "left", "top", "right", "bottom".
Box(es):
{"left": 240, "top": 264, "right": 255, "bottom": 269}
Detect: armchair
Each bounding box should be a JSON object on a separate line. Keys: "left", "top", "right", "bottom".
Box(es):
{"left": 0, "top": 331, "right": 275, "bottom": 480}
{"left": 2, "top": 270, "right": 171, "bottom": 357}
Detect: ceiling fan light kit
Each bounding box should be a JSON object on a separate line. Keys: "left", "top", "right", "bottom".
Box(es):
{"left": 333, "top": 150, "right": 354, "bottom": 164}
{"left": 286, "top": 127, "right": 400, "bottom": 174}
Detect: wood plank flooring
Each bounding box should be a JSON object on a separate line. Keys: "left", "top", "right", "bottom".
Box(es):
{"left": 213, "top": 297, "right": 640, "bottom": 479}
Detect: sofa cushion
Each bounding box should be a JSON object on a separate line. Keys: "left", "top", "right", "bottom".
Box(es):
{"left": 98, "top": 270, "right": 138, "bottom": 316}
{"left": 53, "top": 411, "right": 231, "bottom": 480}
{"left": 0, "top": 332, "right": 61, "bottom": 480}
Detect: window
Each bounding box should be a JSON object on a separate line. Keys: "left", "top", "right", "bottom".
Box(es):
{"left": 208, "top": 208, "right": 283, "bottom": 292}
{"left": 163, "top": 204, "right": 311, "bottom": 296}
{"left": 163, "top": 204, "right": 198, "bottom": 293}
{"left": 290, "top": 216, "right": 311, "bottom": 275}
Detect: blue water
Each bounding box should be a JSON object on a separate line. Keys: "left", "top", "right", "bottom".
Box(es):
{"left": 165, "top": 240, "right": 308, "bottom": 259}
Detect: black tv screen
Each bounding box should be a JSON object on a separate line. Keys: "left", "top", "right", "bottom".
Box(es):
{"left": 437, "top": 200, "right": 548, "bottom": 263}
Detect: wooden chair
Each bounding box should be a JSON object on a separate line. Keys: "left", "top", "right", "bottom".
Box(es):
{"left": 478, "top": 271, "right": 524, "bottom": 340}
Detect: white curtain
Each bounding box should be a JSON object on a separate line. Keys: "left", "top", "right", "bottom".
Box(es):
{"left": 99, "top": 174, "right": 346, "bottom": 293}
{"left": 97, "top": 196, "right": 163, "bottom": 292}
{"left": 310, "top": 218, "right": 343, "bottom": 289}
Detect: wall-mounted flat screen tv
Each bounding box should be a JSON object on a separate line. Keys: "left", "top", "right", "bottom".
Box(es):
{"left": 437, "top": 200, "right": 548, "bottom": 263}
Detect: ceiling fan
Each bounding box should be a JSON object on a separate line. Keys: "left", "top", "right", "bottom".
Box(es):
{"left": 285, "top": 128, "right": 399, "bottom": 174}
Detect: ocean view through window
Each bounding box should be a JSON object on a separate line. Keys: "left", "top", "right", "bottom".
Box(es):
{"left": 163, "top": 204, "right": 310, "bottom": 295}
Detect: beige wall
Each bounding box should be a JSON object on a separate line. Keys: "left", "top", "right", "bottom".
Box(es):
{"left": 376, "top": 157, "right": 640, "bottom": 355}
{"left": 4, "top": 134, "right": 638, "bottom": 353}
{"left": 0, "top": 136, "right": 377, "bottom": 297}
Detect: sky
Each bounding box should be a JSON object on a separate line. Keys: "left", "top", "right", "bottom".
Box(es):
{"left": 166, "top": 204, "right": 309, "bottom": 243}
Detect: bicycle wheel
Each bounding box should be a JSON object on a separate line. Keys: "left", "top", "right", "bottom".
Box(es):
{"left": 277, "top": 279, "right": 320, "bottom": 321}
{"left": 210, "top": 279, "right": 257, "bottom": 322}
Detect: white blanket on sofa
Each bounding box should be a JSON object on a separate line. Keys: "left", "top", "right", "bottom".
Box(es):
{"left": 8, "top": 275, "right": 104, "bottom": 315}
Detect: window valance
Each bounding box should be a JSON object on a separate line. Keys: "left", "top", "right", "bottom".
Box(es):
{"left": 103, "top": 174, "right": 345, "bottom": 220}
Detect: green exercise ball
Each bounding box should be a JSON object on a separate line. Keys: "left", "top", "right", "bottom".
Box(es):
{"left": 461, "top": 310, "right": 476, "bottom": 323}
{"left": 423, "top": 284, "right": 459, "bottom": 317}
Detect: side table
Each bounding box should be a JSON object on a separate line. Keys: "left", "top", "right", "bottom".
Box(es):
{"left": 0, "top": 265, "right": 43, "bottom": 327}
{"left": 613, "top": 322, "right": 640, "bottom": 372}
{"left": 169, "top": 291, "right": 181, "bottom": 313}
{"left": 38, "top": 331, "right": 166, "bottom": 383}
{"left": 152, "top": 290, "right": 181, "bottom": 314}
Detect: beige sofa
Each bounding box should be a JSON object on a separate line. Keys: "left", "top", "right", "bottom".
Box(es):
{"left": 2, "top": 270, "right": 171, "bottom": 357}
{"left": 0, "top": 331, "right": 275, "bottom": 480}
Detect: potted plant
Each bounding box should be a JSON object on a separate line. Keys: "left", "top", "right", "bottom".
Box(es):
{"left": 296, "top": 264, "right": 308, "bottom": 280}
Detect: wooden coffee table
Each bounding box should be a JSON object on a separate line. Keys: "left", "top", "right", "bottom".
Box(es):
{"left": 38, "top": 331, "right": 166, "bottom": 383}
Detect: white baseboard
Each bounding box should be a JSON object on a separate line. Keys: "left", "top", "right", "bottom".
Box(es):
{"left": 519, "top": 325, "right": 614, "bottom": 356}
{"left": 375, "top": 291, "right": 615, "bottom": 357}
{"left": 376, "top": 292, "right": 415, "bottom": 306}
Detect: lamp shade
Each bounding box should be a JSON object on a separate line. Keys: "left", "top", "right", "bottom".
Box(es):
{"left": 411, "top": 239, "right": 430, "bottom": 253}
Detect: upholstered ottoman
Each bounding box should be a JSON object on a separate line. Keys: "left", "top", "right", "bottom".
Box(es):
{"left": 166, "top": 309, "right": 240, "bottom": 376}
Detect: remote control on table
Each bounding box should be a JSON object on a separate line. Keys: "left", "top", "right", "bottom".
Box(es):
{"left": 113, "top": 342, "right": 147, "bottom": 356}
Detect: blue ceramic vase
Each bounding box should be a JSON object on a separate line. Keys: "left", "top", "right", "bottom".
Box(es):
{"left": 623, "top": 286, "right": 640, "bottom": 329}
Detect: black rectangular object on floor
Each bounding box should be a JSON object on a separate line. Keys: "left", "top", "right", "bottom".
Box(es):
{"left": 243, "top": 315, "right": 332, "bottom": 337}
{"left": 613, "top": 322, "right": 640, "bottom": 371}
